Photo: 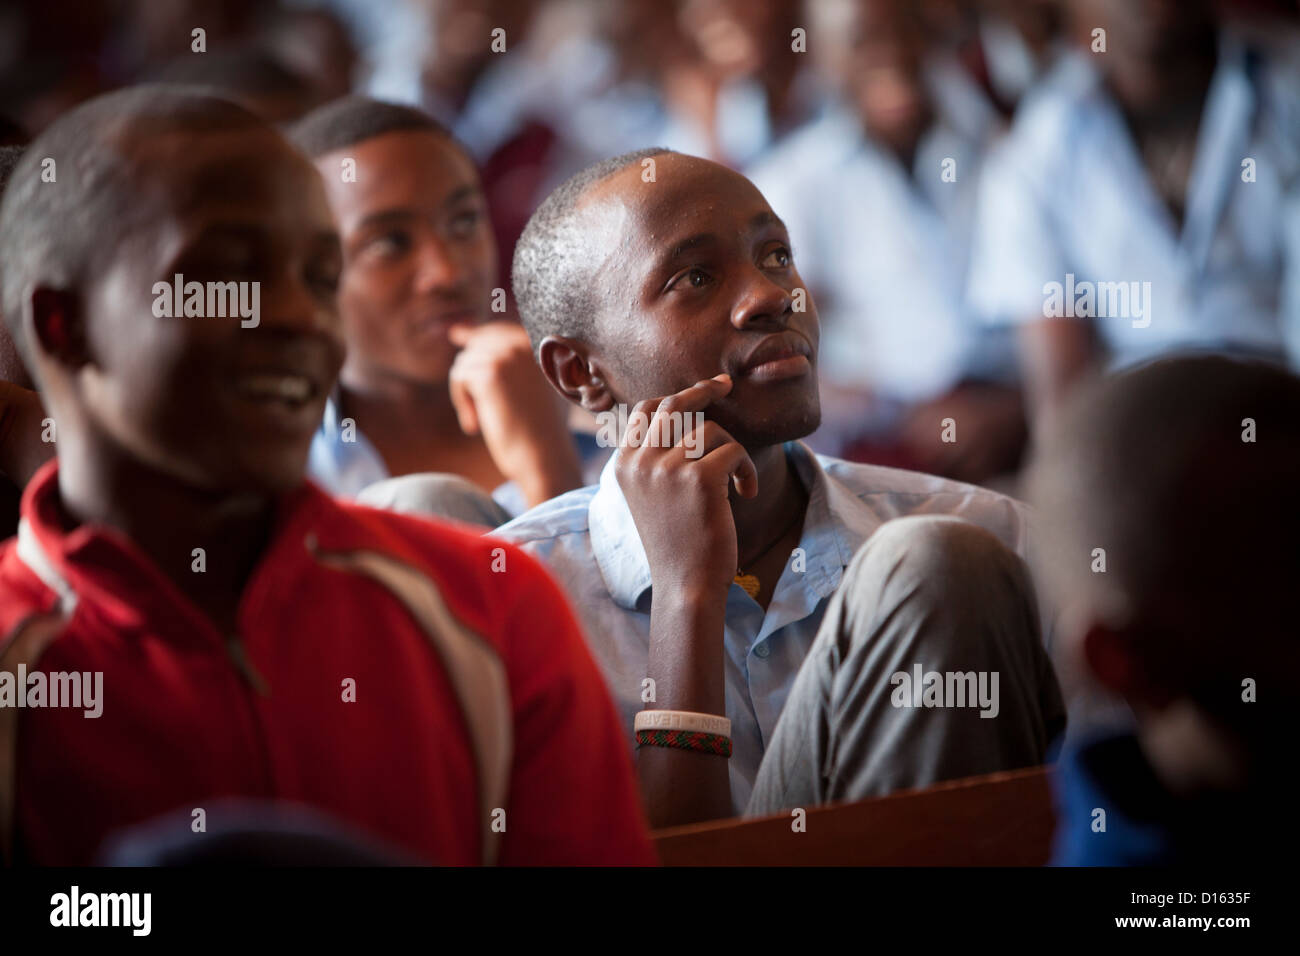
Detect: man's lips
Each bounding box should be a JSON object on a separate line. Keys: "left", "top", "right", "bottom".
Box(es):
{"left": 732, "top": 334, "right": 814, "bottom": 383}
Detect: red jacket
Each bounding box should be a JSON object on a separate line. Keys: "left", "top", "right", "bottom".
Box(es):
{"left": 0, "top": 462, "right": 654, "bottom": 865}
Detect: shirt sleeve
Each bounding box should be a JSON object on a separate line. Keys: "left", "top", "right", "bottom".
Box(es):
{"left": 494, "top": 544, "right": 656, "bottom": 865}
{"left": 966, "top": 137, "right": 1068, "bottom": 327}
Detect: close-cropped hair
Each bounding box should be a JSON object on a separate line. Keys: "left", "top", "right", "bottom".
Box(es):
{"left": 0, "top": 85, "right": 265, "bottom": 372}
{"left": 288, "top": 96, "right": 452, "bottom": 160}
{"left": 511, "top": 146, "right": 671, "bottom": 350}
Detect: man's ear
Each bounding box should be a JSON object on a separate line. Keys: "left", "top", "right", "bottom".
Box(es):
{"left": 538, "top": 335, "right": 615, "bottom": 413}
{"left": 29, "top": 286, "right": 89, "bottom": 371}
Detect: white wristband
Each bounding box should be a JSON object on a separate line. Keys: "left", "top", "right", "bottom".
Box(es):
{"left": 634, "top": 709, "right": 731, "bottom": 738}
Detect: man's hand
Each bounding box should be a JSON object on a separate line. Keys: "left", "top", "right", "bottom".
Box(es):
{"left": 614, "top": 374, "right": 758, "bottom": 598}
{"left": 616, "top": 374, "right": 757, "bottom": 828}
{"left": 447, "top": 322, "right": 582, "bottom": 508}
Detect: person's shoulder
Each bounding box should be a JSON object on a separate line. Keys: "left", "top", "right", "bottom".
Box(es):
{"left": 492, "top": 484, "right": 596, "bottom": 548}
{"left": 306, "top": 487, "right": 560, "bottom": 633}
{"left": 748, "top": 108, "right": 861, "bottom": 192}
{"left": 992, "top": 53, "right": 1099, "bottom": 173}
{"left": 817, "top": 454, "right": 1031, "bottom": 524}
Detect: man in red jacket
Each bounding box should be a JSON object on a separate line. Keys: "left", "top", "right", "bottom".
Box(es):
{"left": 0, "top": 85, "right": 653, "bottom": 866}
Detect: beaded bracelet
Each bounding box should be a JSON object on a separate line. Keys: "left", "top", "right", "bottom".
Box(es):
{"left": 635, "top": 728, "right": 733, "bottom": 758}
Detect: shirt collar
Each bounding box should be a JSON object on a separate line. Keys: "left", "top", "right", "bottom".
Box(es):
{"left": 16, "top": 459, "right": 326, "bottom": 638}
{"left": 588, "top": 441, "right": 884, "bottom": 610}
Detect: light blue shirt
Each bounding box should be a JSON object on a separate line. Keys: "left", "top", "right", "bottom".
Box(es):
{"left": 493, "top": 441, "right": 1033, "bottom": 813}
{"left": 967, "top": 37, "right": 1300, "bottom": 370}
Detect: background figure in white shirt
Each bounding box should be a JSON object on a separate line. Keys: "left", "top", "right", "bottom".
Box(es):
{"left": 967, "top": 0, "right": 1300, "bottom": 428}
{"left": 749, "top": 0, "right": 1030, "bottom": 485}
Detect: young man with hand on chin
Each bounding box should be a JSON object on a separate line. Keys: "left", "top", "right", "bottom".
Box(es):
{"left": 498, "top": 149, "right": 1066, "bottom": 828}
{"left": 290, "top": 98, "right": 584, "bottom": 523}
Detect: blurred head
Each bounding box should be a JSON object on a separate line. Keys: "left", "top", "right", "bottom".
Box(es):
{"left": 264, "top": 8, "right": 360, "bottom": 104}
{"left": 812, "top": 0, "right": 933, "bottom": 155}
{"left": 290, "top": 97, "right": 496, "bottom": 391}
{"left": 152, "top": 46, "right": 322, "bottom": 124}
{"left": 514, "top": 149, "right": 820, "bottom": 451}
{"left": 0, "top": 144, "right": 34, "bottom": 390}
{"left": 676, "top": 0, "right": 801, "bottom": 82}
{"left": 421, "top": 0, "right": 540, "bottom": 98}
{"left": 0, "top": 85, "right": 344, "bottom": 495}
{"left": 1027, "top": 356, "right": 1300, "bottom": 791}
{"left": 1066, "top": 0, "right": 1217, "bottom": 114}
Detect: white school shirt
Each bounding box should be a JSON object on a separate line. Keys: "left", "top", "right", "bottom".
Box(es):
{"left": 966, "top": 39, "right": 1300, "bottom": 370}
{"left": 747, "top": 57, "right": 1010, "bottom": 414}
{"left": 492, "top": 441, "right": 1034, "bottom": 814}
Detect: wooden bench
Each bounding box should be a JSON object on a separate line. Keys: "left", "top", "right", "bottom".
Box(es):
{"left": 652, "top": 765, "right": 1056, "bottom": 866}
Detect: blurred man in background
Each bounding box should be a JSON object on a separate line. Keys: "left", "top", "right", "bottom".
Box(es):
{"left": 968, "top": 0, "right": 1300, "bottom": 428}
{"left": 290, "top": 97, "right": 585, "bottom": 521}
{"left": 750, "top": 0, "right": 1025, "bottom": 485}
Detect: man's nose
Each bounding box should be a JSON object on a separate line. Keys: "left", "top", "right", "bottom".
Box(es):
{"left": 412, "top": 235, "right": 463, "bottom": 293}
{"left": 730, "top": 269, "right": 793, "bottom": 330}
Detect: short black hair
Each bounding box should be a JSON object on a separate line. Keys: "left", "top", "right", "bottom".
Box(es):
{"left": 288, "top": 96, "right": 451, "bottom": 160}
{"left": 512, "top": 147, "right": 672, "bottom": 349}
{"left": 0, "top": 85, "right": 264, "bottom": 372}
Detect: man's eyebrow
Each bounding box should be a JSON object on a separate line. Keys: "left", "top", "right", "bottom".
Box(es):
{"left": 356, "top": 207, "right": 417, "bottom": 230}
{"left": 653, "top": 212, "right": 789, "bottom": 270}
{"left": 660, "top": 233, "right": 718, "bottom": 267}
{"left": 751, "top": 210, "right": 787, "bottom": 232}
{"left": 442, "top": 184, "right": 482, "bottom": 207}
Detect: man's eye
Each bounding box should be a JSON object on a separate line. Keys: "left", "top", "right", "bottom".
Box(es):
{"left": 669, "top": 268, "right": 712, "bottom": 291}
{"left": 367, "top": 231, "right": 411, "bottom": 257}
{"left": 761, "top": 247, "right": 792, "bottom": 269}
{"left": 448, "top": 209, "right": 483, "bottom": 238}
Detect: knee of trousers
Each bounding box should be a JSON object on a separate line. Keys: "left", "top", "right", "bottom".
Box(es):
{"left": 831, "top": 514, "right": 1042, "bottom": 670}
{"left": 847, "top": 514, "right": 1029, "bottom": 603}
{"left": 824, "top": 515, "right": 1057, "bottom": 747}
{"left": 356, "top": 473, "right": 509, "bottom": 528}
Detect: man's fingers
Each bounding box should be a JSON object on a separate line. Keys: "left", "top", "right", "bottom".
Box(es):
{"left": 447, "top": 323, "right": 476, "bottom": 347}
{"left": 699, "top": 440, "right": 759, "bottom": 500}
{"left": 622, "top": 375, "right": 733, "bottom": 451}
{"left": 652, "top": 374, "right": 732, "bottom": 422}
{"left": 447, "top": 375, "right": 480, "bottom": 435}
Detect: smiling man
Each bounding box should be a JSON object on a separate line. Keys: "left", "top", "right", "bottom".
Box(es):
{"left": 0, "top": 86, "right": 652, "bottom": 865}
{"left": 497, "top": 149, "right": 1066, "bottom": 827}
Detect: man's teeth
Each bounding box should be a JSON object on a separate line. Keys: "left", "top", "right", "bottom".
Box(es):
{"left": 238, "top": 374, "right": 313, "bottom": 402}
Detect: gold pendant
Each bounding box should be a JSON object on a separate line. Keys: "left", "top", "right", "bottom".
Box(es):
{"left": 734, "top": 571, "right": 760, "bottom": 599}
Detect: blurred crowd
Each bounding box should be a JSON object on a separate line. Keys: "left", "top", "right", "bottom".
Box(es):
{"left": 3, "top": 0, "right": 1299, "bottom": 487}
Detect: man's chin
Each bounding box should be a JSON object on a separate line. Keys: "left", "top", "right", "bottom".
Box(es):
{"left": 217, "top": 453, "right": 310, "bottom": 498}
{"left": 723, "top": 405, "right": 822, "bottom": 453}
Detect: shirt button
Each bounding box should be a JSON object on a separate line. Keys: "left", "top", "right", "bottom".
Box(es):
{"left": 753, "top": 643, "right": 770, "bottom": 660}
